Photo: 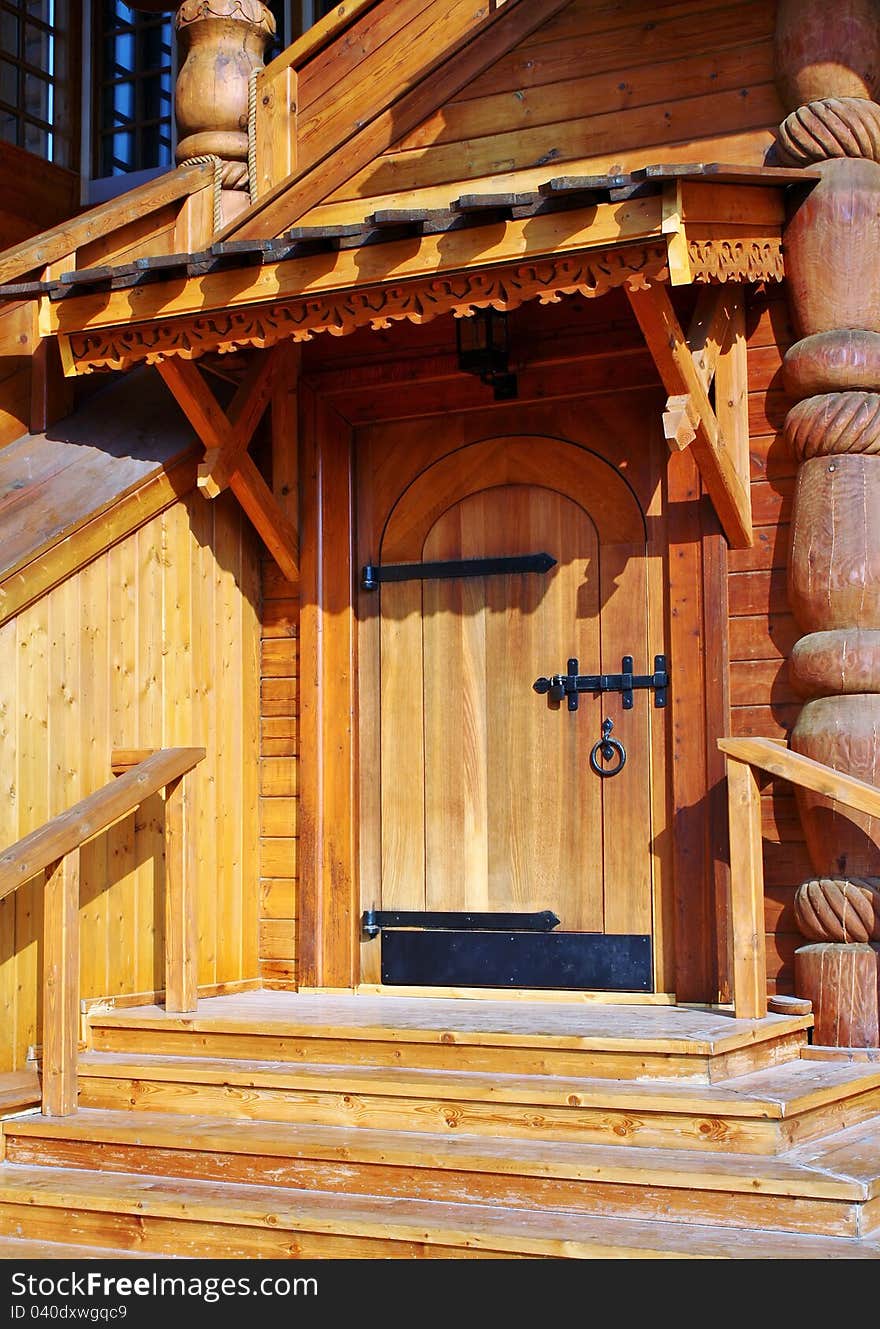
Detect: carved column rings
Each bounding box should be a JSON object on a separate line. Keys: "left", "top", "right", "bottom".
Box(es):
{"left": 791, "top": 694, "right": 880, "bottom": 879}
{"left": 785, "top": 391, "right": 880, "bottom": 459}
{"left": 175, "top": 0, "right": 276, "bottom": 187}
{"left": 784, "top": 332, "right": 880, "bottom": 398}
{"left": 790, "top": 629, "right": 880, "bottom": 696}
{"left": 794, "top": 876, "right": 880, "bottom": 942}
{"left": 788, "top": 454, "right": 880, "bottom": 630}
{"left": 776, "top": 97, "right": 880, "bottom": 165}
{"left": 783, "top": 158, "right": 880, "bottom": 338}
{"left": 775, "top": 0, "right": 880, "bottom": 110}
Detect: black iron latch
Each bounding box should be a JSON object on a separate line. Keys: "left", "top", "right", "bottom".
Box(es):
{"left": 534, "top": 655, "right": 669, "bottom": 711}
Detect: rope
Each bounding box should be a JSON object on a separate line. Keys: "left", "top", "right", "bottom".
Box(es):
{"left": 248, "top": 67, "right": 260, "bottom": 203}
{"left": 177, "top": 154, "right": 223, "bottom": 233}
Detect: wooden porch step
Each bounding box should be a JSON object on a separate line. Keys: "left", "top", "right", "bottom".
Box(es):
{"left": 84, "top": 994, "right": 810, "bottom": 1083}
{"left": 0, "top": 1235, "right": 176, "bottom": 1259}
{"left": 0, "top": 1069, "right": 40, "bottom": 1118}
{"left": 75, "top": 1050, "right": 880, "bottom": 1155}
{"left": 6, "top": 1108, "right": 880, "bottom": 1238}
{"left": 0, "top": 1164, "right": 878, "bottom": 1259}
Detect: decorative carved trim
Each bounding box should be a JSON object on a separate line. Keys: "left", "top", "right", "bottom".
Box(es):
{"left": 776, "top": 96, "right": 880, "bottom": 165}
{"left": 687, "top": 236, "right": 785, "bottom": 283}
{"left": 63, "top": 244, "right": 671, "bottom": 374}
{"left": 785, "top": 390, "right": 880, "bottom": 459}
{"left": 176, "top": 0, "right": 276, "bottom": 33}
{"left": 794, "top": 876, "right": 880, "bottom": 942}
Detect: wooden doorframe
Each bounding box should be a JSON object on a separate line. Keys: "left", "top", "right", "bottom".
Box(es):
{"left": 298, "top": 386, "right": 359, "bottom": 989}
{"left": 297, "top": 385, "right": 730, "bottom": 1003}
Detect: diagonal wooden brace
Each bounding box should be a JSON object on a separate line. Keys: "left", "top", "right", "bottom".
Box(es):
{"left": 157, "top": 354, "right": 299, "bottom": 580}
{"left": 626, "top": 281, "right": 752, "bottom": 549}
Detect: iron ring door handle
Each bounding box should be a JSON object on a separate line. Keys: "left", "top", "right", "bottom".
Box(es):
{"left": 589, "top": 717, "right": 626, "bottom": 779}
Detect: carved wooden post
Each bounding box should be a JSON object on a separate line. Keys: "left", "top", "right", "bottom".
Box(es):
{"left": 175, "top": 0, "right": 276, "bottom": 226}
{"left": 775, "top": 0, "right": 880, "bottom": 1043}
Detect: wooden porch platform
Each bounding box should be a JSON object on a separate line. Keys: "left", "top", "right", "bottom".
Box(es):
{"left": 3, "top": 991, "right": 880, "bottom": 1259}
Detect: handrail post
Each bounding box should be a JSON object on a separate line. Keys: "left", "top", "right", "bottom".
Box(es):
{"left": 726, "top": 756, "right": 768, "bottom": 1019}
{"left": 164, "top": 773, "right": 198, "bottom": 1013}
{"left": 42, "top": 851, "right": 80, "bottom": 1115}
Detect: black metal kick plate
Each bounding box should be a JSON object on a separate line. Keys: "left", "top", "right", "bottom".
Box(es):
{"left": 380, "top": 930, "right": 652, "bottom": 991}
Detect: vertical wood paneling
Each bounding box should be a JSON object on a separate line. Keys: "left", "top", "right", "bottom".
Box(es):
{"left": 0, "top": 492, "right": 260, "bottom": 1071}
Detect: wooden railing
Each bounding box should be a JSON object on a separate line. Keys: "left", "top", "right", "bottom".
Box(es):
{"left": 0, "top": 747, "right": 205, "bottom": 1117}
{"left": 718, "top": 736, "right": 880, "bottom": 1020}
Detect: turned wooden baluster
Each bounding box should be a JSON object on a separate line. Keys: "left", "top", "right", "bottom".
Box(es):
{"left": 775, "top": 0, "right": 880, "bottom": 1043}
{"left": 130, "top": 0, "right": 276, "bottom": 228}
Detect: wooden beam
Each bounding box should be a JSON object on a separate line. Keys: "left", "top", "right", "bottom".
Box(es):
{"left": 662, "top": 287, "right": 742, "bottom": 450}
{"left": 198, "top": 350, "right": 277, "bottom": 498}
{"left": 725, "top": 758, "right": 767, "bottom": 1020}
{"left": 718, "top": 737, "right": 880, "bottom": 819}
{"left": 0, "top": 748, "right": 205, "bottom": 900}
{"left": 230, "top": 452, "right": 299, "bottom": 582}
{"left": 625, "top": 282, "right": 752, "bottom": 549}
{"left": 111, "top": 749, "right": 157, "bottom": 774}
{"left": 158, "top": 353, "right": 297, "bottom": 579}
{"left": 271, "top": 341, "right": 301, "bottom": 523}
{"left": 41, "top": 852, "right": 80, "bottom": 1115}
{"left": 0, "top": 162, "right": 215, "bottom": 287}
{"left": 164, "top": 774, "right": 198, "bottom": 1014}
{"left": 715, "top": 292, "right": 751, "bottom": 503}
{"left": 49, "top": 195, "right": 664, "bottom": 337}
{"left": 157, "top": 358, "right": 230, "bottom": 454}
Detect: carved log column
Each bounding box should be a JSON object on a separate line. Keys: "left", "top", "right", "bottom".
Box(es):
{"left": 775, "top": 0, "right": 880, "bottom": 1043}
{"left": 174, "top": 0, "right": 275, "bottom": 226}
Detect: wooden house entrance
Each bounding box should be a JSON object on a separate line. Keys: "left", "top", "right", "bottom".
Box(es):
{"left": 357, "top": 430, "right": 669, "bottom": 994}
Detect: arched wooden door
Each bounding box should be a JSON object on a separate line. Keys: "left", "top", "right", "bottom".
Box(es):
{"left": 364, "top": 436, "right": 661, "bottom": 991}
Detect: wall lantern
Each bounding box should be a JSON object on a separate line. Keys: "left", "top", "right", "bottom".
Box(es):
{"left": 456, "top": 308, "right": 519, "bottom": 401}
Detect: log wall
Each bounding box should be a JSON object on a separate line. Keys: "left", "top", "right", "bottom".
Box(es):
{"left": 0, "top": 492, "right": 261, "bottom": 1070}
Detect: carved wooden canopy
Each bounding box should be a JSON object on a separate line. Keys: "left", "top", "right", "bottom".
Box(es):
{"left": 9, "top": 165, "right": 805, "bottom": 379}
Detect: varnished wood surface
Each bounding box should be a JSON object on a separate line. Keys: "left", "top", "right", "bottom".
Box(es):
{"left": 0, "top": 494, "right": 261, "bottom": 1072}
{"left": 0, "top": 750, "right": 204, "bottom": 900}
{"left": 309, "top": 0, "right": 782, "bottom": 223}
{"left": 83, "top": 990, "right": 810, "bottom": 1054}
{"left": 3, "top": 1163, "right": 879, "bottom": 1258}
{"left": 12, "top": 1106, "right": 877, "bottom": 1202}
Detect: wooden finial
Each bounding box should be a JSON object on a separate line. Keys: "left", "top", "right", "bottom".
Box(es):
{"left": 174, "top": 0, "right": 276, "bottom": 222}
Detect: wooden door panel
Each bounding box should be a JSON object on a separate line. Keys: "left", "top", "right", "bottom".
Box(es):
{"left": 599, "top": 539, "right": 653, "bottom": 935}
{"left": 373, "top": 434, "right": 657, "bottom": 980}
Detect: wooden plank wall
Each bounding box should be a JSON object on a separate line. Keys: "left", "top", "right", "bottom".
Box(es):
{"left": 729, "top": 286, "right": 804, "bottom": 994}
{"left": 307, "top": 0, "right": 783, "bottom": 223}
{"left": 259, "top": 560, "right": 298, "bottom": 987}
{"left": 0, "top": 492, "right": 261, "bottom": 1071}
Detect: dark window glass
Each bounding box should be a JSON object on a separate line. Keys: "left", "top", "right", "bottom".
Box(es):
{"left": 94, "top": 2, "right": 172, "bottom": 176}
{"left": 0, "top": 0, "right": 72, "bottom": 165}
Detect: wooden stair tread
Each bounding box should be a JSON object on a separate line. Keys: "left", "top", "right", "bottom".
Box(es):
{"left": 790, "top": 1114, "right": 880, "bottom": 1190}
{"left": 0, "top": 1235, "right": 176, "bottom": 1259}
{"left": 0, "top": 1165, "right": 877, "bottom": 1259}
{"left": 76, "top": 1050, "right": 880, "bottom": 1119}
{"left": 0, "top": 1069, "right": 40, "bottom": 1116}
{"left": 7, "top": 1108, "right": 876, "bottom": 1201}
{"left": 86, "top": 992, "right": 810, "bottom": 1054}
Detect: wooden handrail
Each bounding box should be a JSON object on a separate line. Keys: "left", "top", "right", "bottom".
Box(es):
{"left": 0, "top": 162, "right": 215, "bottom": 287}
{"left": 718, "top": 737, "right": 880, "bottom": 819}
{"left": 0, "top": 746, "right": 205, "bottom": 1118}
{"left": 0, "top": 747, "right": 204, "bottom": 899}
{"left": 718, "top": 735, "right": 880, "bottom": 1022}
